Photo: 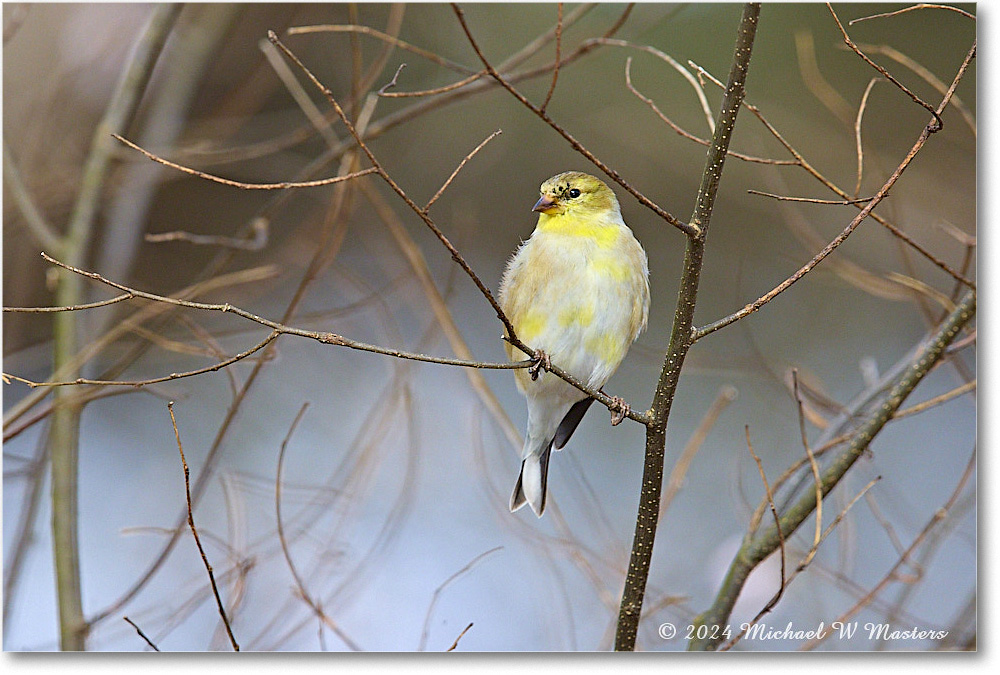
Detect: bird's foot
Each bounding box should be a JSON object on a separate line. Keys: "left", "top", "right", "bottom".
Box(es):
{"left": 607, "top": 395, "right": 629, "bottom": 426}
{"left": 528, "top": 349, "right": 551, "bottom": 381}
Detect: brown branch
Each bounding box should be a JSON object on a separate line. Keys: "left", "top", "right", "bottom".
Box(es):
{"left": 617, "top": 3, "right": 762, "bottom": 651}
{"left": 689, "top": 59, "right": 974, "bottom": 289}
{"left": 744, "top": 426, "right": 787, "bottom": 618}
{"left": 423, "top": 129, "right": 503, "bottom": 212}
{"left": 450, "top": 3, "right": 697, "bottom": 237}
{"left": 144, "top": 217, "right": 269, "bottom": 250}
{"left": 13, "top": 253, "right": 531, "bottom": 376}
{"left": 624, "top": 58, "right": 794, "bottom": 166}
{"left": 264, "top": 30, "right": 647, "bottom": 423}
{"left": 801, "top": 447, "right": 976, "bottom": 650}
{"left": 746, "top": 190, "right": 874, "bottom": 205}
{"left": 167, "top": 402, "right": 239, "bottom": 651}
{"left": 379, "top": 70, "right": 484, "bottom": 98}
{"left": 446, "top": 622, "right": 474, "bottom": 652}
{"left": 596, "top": 38, "right": 715, "bottom": 133}
{"left": 694, "top": 38, "right": 977, "bottom": 340}
{"left": 848, "top": 3, "right": 975, "bottom": 24}
{"left": 113, "top": 134, "right": 377, "bottom": 189}
{"left": 286, "top": 23, "right": 479, "bottom": 76}
{"left": 828, "top": 3, "right": 943, "bottom": 131}
{"left": 4, "top": 293, "right": 134, "bottom": 313}
{"left": 792, "top": 371, "right": 823, "bottom": 571}
{"left": 418, "top": 547, "right": 502, "bottom": 651}
{"left": 854, "top": 78, "right": 880, "bottom": 199}
{"left": 5, "top": 332, "right": 279, "bottom": 389}
{"left": 123, "top": 616, "right": 161, "bottom": 651}
{"left": 539, "top": 2, "right": 563, "bottom": 113}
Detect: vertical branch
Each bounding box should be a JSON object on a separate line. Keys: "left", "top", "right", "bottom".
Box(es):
{"left": 168, "top": 403, "right": 240, "bottom": 651}
{"left": 48, "top": 4, "right": 182, "bottom": 650}
{"left": 614, "top": 2, "right": 760, "bottom": 651}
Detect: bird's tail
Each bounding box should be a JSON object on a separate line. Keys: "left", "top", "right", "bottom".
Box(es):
{"left": 509, "top": 438, "right": 554, "bottom": 517}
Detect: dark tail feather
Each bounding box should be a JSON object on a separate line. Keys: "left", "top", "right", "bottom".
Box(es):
{"left": 509, "top": 439, "right": 554, "bottom": 516}
{"left": 554, "top": 398, "right": 594, "bottom": 450}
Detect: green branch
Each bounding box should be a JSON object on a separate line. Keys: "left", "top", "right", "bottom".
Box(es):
{"left": 688, "top": 288, "right": 975, "bottom": 651}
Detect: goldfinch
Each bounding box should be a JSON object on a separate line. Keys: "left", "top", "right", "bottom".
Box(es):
{"left": 499, "top": 171, "right": 649, "bottom": 517}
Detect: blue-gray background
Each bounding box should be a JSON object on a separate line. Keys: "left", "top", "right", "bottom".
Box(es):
{"left": 3, "top": 3, "right": 976, "bottom": 651}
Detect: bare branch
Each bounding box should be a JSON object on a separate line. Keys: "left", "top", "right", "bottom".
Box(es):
{"left": 848, "top": 3, "right": 975, "bottom": 24}
{"left": 446, "top": 623, "right": 474, "bottom": 652}
{"left": 854, "top": 78, "right": 880, "bottom": 198}
{"left": 450, "top": 3, "right": 698, "bottom": 237}
{"left": 419, "top": 547, "right": 501, "bottom": 651}
{"left": 539, "top": 3, "right": 563, "bottom": 114}
{"left": 113, "top": 134, "right": 378, "bottom": 189}
{"left": 424, "top": 129, "right": 502, "bottom": 212}
{"left": 828, "top": 3, "right": 943, "bottom": 131}
{"left": 695, "top": 39, "right": 977, "bottom": 341}
{"left": 747, "top": 190, "right": 875, "bottom": 205}
{"left": 123, "top": 616, "right": 161, "bottom": 651}
{"left": 167, "top": 402, "right": 239, "bottom": 651}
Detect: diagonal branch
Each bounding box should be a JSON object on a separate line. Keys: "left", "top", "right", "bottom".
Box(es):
{"left": 450, "top": 3, "right": 698, "bottom": 237}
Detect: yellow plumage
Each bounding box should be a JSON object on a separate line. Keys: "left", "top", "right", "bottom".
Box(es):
{"left": 499, "top": 171, "right": 649, "bottom": 516}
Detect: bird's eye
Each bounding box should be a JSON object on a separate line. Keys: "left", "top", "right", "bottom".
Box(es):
{"left": 567, "top": 188, "right": 581, "bottom": 199}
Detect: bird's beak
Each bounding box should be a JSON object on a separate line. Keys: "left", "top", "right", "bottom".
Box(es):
{"left": 532, "top": 195, "right": 558, "bottom": 214}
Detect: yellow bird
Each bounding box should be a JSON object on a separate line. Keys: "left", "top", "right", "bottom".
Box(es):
{"left": 499, "top": 171, "right": 649, "bottom": 517}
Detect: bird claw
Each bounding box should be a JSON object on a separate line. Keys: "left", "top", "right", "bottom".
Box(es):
{"left": 608, "top": 395, "right": 629, "bottom": 426}
{"left": 528, "top": 349, "right": 551, "bottom": 381}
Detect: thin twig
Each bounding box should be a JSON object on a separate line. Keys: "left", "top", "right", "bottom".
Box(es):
{"left": 450, "top": 3, "right": 697, "bottom": 237}
{"left": 690, "top": 58, "right": 974, "bottom": 289}
{"left": 539, "top": 3, "right": 563, "bottom": 113}
{"left": 4, "top": 332, "right": 280, "bottom": 389}
{"left": 423, "top": 129, "right": 503, "bottom": 212}
{"left": 744, "top": 426, "right": 787, "bottom": 618}
{"left": 854, "top": 78, "right": 880, "bottom": 199}
{"left": 624, "top": 59, "right": 792, "bottom": 166}
{"left": 446, "top": 622, "right": 474, "bottom": 652}
{"left": 792, "top": 371, "right": 823, "bottom": 571}
{"left": 853, "top": 41, "right": 976, "bottom": 138}
{"left": 598, "top": 38, "right": 715, "bottom": 134}
{"left": 113, "top": 134, "right": 377, "bottom": 189}
{"left": 694, "top": 39, "right": 977, "bottom": 341}
{"left": 801, "top": 447, "right": 976, "bottom": 650}
{"left": 746, "top": 190, "right": 874, "bottom": 205}
{"left": 167, "top": 402, "right": 240, "bottom": 651}
{"left": 827, "top": 3, "right": 943, "bottom": 131}
{"left": 144, "top": 217, "right": 269, "bottom": 250}
{"left": 123, "top": 616, "right": 161, "bottom": 651}
{"left": 419, "top": 547, "right": 502, "bottom": 651}
{"left": 848, "top": 3, "right": 975, "bottom": 24}
{"left": 4, "top": 293, "right": 134, "bottom": 313}
{"left": 287, "top": 23, "right": 479, "bottom": 75}
{"left": 6, "top": 254, "right": 534, "bottom": 379}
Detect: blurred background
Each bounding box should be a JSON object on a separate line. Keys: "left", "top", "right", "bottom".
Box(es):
{"left": 3, "top": 3, "right": 976, "bottom": 651}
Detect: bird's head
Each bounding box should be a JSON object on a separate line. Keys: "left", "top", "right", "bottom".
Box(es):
{"left": 532, "top": 171, "right": 620, "bottom": 218}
